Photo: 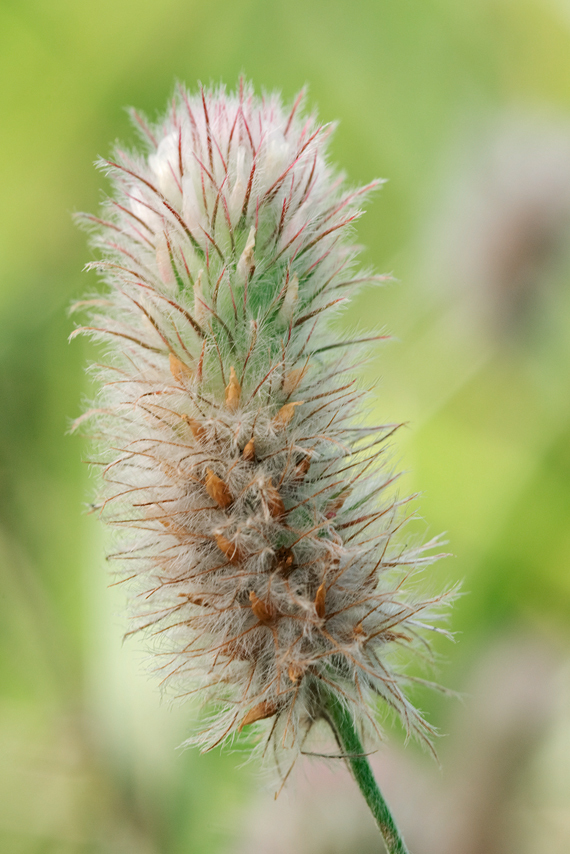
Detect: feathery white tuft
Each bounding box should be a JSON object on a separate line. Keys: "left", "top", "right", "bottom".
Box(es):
{"left": 73, "top": 80, "right": 452, "bottom": 770}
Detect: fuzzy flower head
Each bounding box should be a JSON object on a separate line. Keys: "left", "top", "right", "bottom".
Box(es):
{"left": 74, "top": 81, "right": 450, "bottom": 770}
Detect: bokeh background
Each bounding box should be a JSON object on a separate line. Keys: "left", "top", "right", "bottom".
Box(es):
{"left": 2, "top": 0, "right": 570, "bottom": 851}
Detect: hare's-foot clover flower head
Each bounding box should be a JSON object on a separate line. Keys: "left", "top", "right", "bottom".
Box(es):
{"left": 73, "top": 81, "right": 451, "bottom": 773}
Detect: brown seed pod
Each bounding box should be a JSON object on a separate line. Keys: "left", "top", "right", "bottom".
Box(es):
{"left": 225, "top": 365, "right": 241, "bottom": 411}
{"left": 263, "top": 479, "right": 285, "bottom": 519}
{"left": 215, "top": 533, "right": 245, "bottom": 564}
{"left": 274, "top": 546, "right": 295, "bottom": 575}
{"left": 169, "top": 352, "right": 193, "bottom": 383}
{"left": 249, "top": 590, "right": 274, "bottom": 624}
{"left": 239, "top": 700, "right": 277, "bottom": 730}
{"left": 182, "top": 414, "right": 206, "bottom": 442}
{"left": 179, "top": 592, "right": 210, "bottom": 607}
{"left": 314, "top": 582, "right": 326, "bottom": 619}
{"left": 272, "top": 401, "right": 303, "bottom": 430}
{"left": 242, "top": 437, "right": 255, "bottom": 461}
{"left": 293, "top": 455, "right": 311, "bottom": 480}
{"left": 205, "top": 468, "right": 233, "bottom": 509}
{"left": 287, "top": 662, "right": 306, "bottom": 683}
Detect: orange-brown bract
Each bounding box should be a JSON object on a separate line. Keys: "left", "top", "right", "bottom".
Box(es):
{"left": 73, "top": 81, "right": 451, "bottom": 773}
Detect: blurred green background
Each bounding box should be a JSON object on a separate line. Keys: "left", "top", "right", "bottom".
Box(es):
{"left": 2, "top": 0, "right": 570, "bottom": 851}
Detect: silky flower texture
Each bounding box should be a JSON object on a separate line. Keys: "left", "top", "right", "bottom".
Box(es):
{"left": 73, "top": 82, "right": 451, "bottom": 772}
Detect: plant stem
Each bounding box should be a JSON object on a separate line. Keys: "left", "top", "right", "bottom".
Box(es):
{"left": 322, "top": 692, "right": 410, "bottom": 854}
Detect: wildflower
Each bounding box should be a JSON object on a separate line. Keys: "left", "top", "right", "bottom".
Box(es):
{"left": 73, "top": 81, "right": 450, "bottom": 775}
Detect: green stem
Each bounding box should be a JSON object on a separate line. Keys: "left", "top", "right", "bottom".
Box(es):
{"left": 322, "top": 692, "right": 410, "bottom": 854}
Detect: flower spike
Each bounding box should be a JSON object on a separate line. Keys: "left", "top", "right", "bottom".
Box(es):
{"left": 74, "top": 82, "right": 452, "bottom": 788}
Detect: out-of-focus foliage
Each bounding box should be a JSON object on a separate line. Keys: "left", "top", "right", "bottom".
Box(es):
{"left": 1, "top": 0, "right": 570, "bottom": 851}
